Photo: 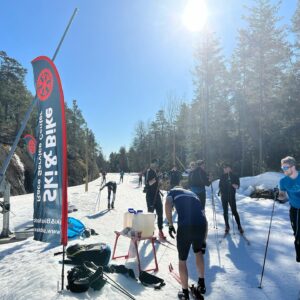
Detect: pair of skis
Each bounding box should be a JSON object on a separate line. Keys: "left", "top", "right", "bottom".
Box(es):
{"left": 168, "top": 263, "right": 203, "bottom": 300}
{"left": 219, "top": 231, "right": 251, "bottom": 246}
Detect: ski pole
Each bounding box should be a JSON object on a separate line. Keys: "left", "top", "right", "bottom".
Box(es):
{"left": 231, "top": 211, "right": 235, "bottom": 235}
{"left": 258, "top": 188, "right": 278, "bottom": 288}
{"left": 210, "top": 184, "right": 222, "bottom": 265}
{"left": 176, "top": 156, "right": 186, "bottom": 171}
{"left": 210, "top": 184, "right": 217, "bottom": 229}
{"left": 104, "top": 273, "right": 136, "bottom": 299}
{"left": 95, "top": 190, "right": 101, "bottom": 212}
{"left": 228, "top": 187, "right": 235, "bottom": 235}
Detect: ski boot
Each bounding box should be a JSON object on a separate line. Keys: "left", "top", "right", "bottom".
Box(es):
{"left": 111, "top": 201, "right": 114, "bottom": 209}
{"left": 238, "top": 226, "right": 244, "bottom": 234}
{"left": 107, "top": 203, "right": 111, "bottom": 210}
{"left": 197, "top": 278, "right": 206, "bottom": 294}
{"left": 178, "top": 288, "right": 189, "bottom": 299}
{"left": 225, "top": 226, "right": 230, "bottom": 234}
{"left": 190, "top": 284, "right": 204, "bottom": 300}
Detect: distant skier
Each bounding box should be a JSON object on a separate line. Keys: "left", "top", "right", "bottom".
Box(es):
{"left": 219, "top": 164, "right": 244, "bottom": 234}
{"left": 100, "top": 181, "right": 117, "bottom": 209}
{"left": 138, "top": 172, "right": 143, "bottom": 187}
{"left": 145, "top": 159, "right": 165, "bottom": 239}
{"left": 101, "top": 170, "right": 107, "bottom": 184}
{"left": 188, "top": 160, "right": 211, "bottom": 209}
{"left": 168, "top": 165, "right": 182, "bottom": 189}
{"left": 165, "top": 186, "right": 207, "bottom": 300}
{"left": 120, "top": 170, "right": 124, "bottom": 183}
{"left": 278, "top": 156, "right": 300, "bottom": 262}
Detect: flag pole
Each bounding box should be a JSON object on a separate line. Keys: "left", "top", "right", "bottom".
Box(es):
{"left": 62, "top": 245, "right": 66, "bottom": 290}
{"left": 53, "top": 8, "right": 78, "bottom": 291}
{"left": 52, "top": 8, "right": 78, "bottom": 61}
{"left": 0, "top": 8, "right": 78, "bottom": 187}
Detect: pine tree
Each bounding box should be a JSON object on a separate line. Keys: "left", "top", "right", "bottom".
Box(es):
{"left": 239, "top": 0, "right": 289, "bottom": 173}
{"left": 192, "top": 30, "right": 230, "bottom": 170}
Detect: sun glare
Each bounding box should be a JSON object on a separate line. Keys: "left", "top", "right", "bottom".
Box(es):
{"left": 182, "top": 0, "right": 208, "bottom": 32}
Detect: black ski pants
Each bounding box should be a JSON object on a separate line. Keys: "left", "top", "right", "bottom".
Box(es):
{"left": 195, "top": 191, "right": 206, "bottom": 210}
{"left": 290, "top": 206, "right": 300, "bottom": 262}
{"left": 146, "top": 192, "right": 163, "bottom": 230}
{"left": 221, "top": 192, "right": 242, "bottom": 229}
{"left": 107, "top": 187, "right": 117, "bottom": 206}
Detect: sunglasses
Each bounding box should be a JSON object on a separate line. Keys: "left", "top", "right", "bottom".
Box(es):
{"left": 281, "top": 165, "right": 291, "bottom": 171}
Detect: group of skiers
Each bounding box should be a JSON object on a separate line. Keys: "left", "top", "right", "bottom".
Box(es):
{"left": 144, "top": 155, "right": 300, "bottom": 300}
{"left": 142, "top": 158, "right": 245, "bottom": 299}
{"left": 98, "top": 155, "right": 300, "bottom": 300}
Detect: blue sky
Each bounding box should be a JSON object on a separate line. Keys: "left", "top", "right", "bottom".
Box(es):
{"left": 1, "top": 0, "right": 297, "bottom": 157}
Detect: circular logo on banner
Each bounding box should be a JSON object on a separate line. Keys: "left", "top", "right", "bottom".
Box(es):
{"left": 36, "top": 68, "right": 53, "bottom": 101}
{"left": 28, "top": 139, "right": 36, "bottom": 155}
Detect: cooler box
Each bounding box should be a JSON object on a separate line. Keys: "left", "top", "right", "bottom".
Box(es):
{"left": 132, "top": 213, "right": 156, "bottom": 238}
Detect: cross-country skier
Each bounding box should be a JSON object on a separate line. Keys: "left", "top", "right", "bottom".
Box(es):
{"left": 165, "top": 186, "right": 207, "bottom": 300}
{"left": 120, "top": 170, "right": 124, "bottom": 183}
{"left": 138, "top": 171, "right": 143, "bottom": 187}
{"left": 188, "top": 160, "right": 211, "bottom": 209}
{"left": 168, "top": 165, "right": 182, "bottom": 189}
{"left": 219, "top": 163, "right": 244, "bottom": 234}
{"left": 278, "top": 156, "right": 300, "bottom": 262}
{"left": 101, "top": 170, "right": 107, "bottom": 184}
{"left": 100, "top": 181, "right": 117, "bottom": 209}
{"left": 145, "top": 159, "right": 166, "bottom": 239}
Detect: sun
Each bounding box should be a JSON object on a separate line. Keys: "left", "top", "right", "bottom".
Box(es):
{"left": 182, "top": 0, "right": 208, "bottom": 32}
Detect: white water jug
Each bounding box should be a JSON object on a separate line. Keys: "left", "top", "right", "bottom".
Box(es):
{"left": 132, "top": 213, "right": 156, "bottom": 238}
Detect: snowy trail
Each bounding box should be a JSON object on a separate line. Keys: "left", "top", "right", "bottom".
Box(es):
{"left": 0, "top": 172, "right": 299, "bottom": 299}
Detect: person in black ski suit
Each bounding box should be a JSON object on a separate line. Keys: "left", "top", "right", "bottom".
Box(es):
{"left": 100, "top": 181, "right": 117, "bottom": 209}
{"left": 188, "top": 160, "right": 211, "bottom": 209}
{"left": 119, "top": 170, "right": 124, "bottom": 183}
{"left": 101, "top": 170, "right": 107, "bottom": 184}
{"left": 138, "top": 171, "right": 143, "bottom": 187}
{"left": 168, "top": 165, "right": 182, "bottom": 189}
{"left": 219, "top": 164, "right": 243, "bottom": 234}
{"left": 145, "top": 159, "right": 165, "bottom": 239}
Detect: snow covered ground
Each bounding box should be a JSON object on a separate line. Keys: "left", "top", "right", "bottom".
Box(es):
{"left": 1, "top": 172, "right": 300, "bottom": 300}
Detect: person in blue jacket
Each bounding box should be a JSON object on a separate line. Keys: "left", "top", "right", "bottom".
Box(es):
{"left": 165, "top": 186, "right": 207, "bottom": 300}
{"left": 279, "top": 156, "right": 300, "bottom": 262}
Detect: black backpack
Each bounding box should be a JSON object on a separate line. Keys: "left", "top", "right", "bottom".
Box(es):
{"left": 67, "top": 263, "right": 106, "bottom": 293}
{"left": 65, "top": 243, "right": 111, "bottom": 266}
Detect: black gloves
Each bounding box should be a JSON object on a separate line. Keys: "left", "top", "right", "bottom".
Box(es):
{"left": 168, "top": 225, "right": 176, "bottom": 239}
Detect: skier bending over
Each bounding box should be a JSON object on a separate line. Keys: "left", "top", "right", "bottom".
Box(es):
{"left": 165, "top": 186, "right": 207, "bottom": 300}
{"left": 279, "top": 156, "right": 300, "bottom": 262}
{"left": 100, "top": 181, "right": 117, "bottom": 209}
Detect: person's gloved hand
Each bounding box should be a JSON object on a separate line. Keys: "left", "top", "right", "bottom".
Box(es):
{"left": 168, "top": 225, "right": 176, "bottom": 239}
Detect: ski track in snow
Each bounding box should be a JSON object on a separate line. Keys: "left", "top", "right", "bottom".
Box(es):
{"left": 0, "top": 172, "right": 299, "bottom": 299}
